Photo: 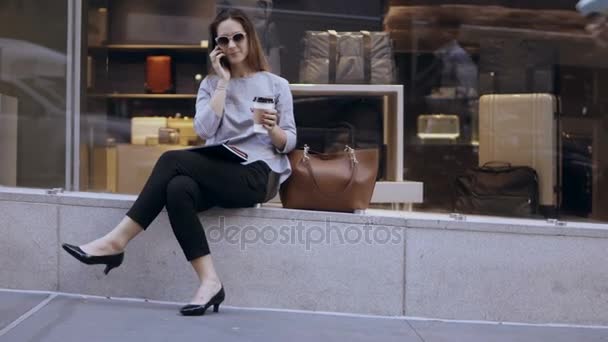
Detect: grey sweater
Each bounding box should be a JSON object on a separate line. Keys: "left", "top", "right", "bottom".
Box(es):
{"left": 194, "top": 71, "right": 297, "bottom": 185}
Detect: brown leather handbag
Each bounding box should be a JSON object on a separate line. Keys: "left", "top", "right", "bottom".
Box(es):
{"left": 280, "top": 145, "right": 379, "bottom": 212}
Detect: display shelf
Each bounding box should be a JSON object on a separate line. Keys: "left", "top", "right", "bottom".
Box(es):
{"left": 88, "top": 43, "right": 209, "bottom": 52}
{"left": 87, "top": 93, "right": 197, "bottom": 99}
{"left": 290, "top": 84, "right": 404, "bottom": 182}
{"left": 393, "top": 46, "right": 480, "bottom": 55}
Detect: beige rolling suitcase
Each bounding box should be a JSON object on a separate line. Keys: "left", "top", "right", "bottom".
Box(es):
{"left": 479, "top": 93, "right": 559, "bottom": 215}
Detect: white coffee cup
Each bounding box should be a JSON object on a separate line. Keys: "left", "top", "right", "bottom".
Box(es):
{"left": 252, "top": 96, "right": 275, "bottom": 135}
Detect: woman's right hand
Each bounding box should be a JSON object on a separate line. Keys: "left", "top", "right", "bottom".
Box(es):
{"left": 210, "top": 46, "right": 231, "bottom": 81}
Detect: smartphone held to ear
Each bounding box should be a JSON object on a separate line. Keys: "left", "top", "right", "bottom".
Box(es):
{"left": 212, "top": 45, "right": 229, "bottom": 68}
{"left": 220, "top": 55, "right": 229, "bottom": 68}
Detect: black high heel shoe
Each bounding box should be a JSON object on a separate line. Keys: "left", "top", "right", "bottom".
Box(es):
{"left": 180, "top": 286, "right": 225, "bottom": 316}
{"left": 61, "top": 243, "right": 124, "bottom": 275}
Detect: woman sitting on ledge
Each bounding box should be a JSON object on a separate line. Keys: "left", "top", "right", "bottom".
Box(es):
{"left": 62, "top": 8, "right": 296, "bottom": 316}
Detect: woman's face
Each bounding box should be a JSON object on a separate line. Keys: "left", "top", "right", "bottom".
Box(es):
{"left": 216, "top": 19, "right": 249, "bottom": 65}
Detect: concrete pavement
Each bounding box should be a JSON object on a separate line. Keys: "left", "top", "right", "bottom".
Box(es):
{"left": 1, "top": 289, "right": 607, "bottom": 342}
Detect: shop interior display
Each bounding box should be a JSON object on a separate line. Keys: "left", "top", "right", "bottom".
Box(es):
{"left": 479, "top": 93, "right": 559, "bottom": 217}
{"left": 416, "top": 114, "right": 460, "bottom": 141}
{"left": 82, "top": 0, "right": 215, "bottom": 192}
{"left": 299, "top": 30, "right": 396, "bottom": 84}
{"left": 81, "top": 0, "right": 393, "bottom": 193}
{"left": 75, "top": 0, "right": 608, "bottom": 221}
{"left": 385, "top": 0, "right": 608, "bottom": 220}
{"left": 454, "top": 162, "right": 540, "bottom": 218}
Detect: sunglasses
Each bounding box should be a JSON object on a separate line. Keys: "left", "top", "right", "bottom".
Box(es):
{"left": 214, "top": 32, "right": 247, "bottom": 47}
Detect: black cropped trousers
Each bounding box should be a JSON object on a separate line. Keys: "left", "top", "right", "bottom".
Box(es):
{"left": 126, "top": 149, "right": 270, "bottom": 261}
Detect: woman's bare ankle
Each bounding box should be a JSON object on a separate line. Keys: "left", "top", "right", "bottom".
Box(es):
{"left": 81, "top": 237, "right": 124, "bottom": 255}
{"left": 106, "top": 238, "right": 126, "bottom": 253}
{"left": 190, "top": 278, "right": 222, "bottom": 305}
{"left": 201, "top": 276, "right": 222, "bottom": 287}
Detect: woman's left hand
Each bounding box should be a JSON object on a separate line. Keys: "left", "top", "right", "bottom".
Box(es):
{"left": 262, "top": 109, "right": 279, "bottom": 132}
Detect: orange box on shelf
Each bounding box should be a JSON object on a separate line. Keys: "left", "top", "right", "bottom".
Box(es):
{"left": 145, "top": 55, "right": 173, "bottom": 94}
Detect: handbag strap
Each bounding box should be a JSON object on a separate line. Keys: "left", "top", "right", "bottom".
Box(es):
{"left": 361, "top": 30, "right": 372, "bottom": 84}
{"left": 301, "top": 145, "right": 359, "bottom": 197}
{"left": 482, "top": 161, "right": 512, "bottom": 171}
{"left": 328, "top": 30, "right": 338, "bottom": 84}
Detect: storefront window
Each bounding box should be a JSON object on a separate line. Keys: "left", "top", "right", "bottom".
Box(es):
{"left": 1, "top": 0, "right": 593, "bottom": 224}
{"left": 0, "top": 0, "right": 68, "bottom": 188}
{"left": 386, "top": 1, "right": 608, "bottom": 223}
{"left": 78, "top": 0, "right": 388, "bottom": 194}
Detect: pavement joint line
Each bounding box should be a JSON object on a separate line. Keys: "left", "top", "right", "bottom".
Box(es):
{"left": 56, "top": 205, "right": 61, "bottom": 291}
{"left": 2, "top": 288, "right": 608, "bottom": 330}
{"left": 404, "top": 316, "right": 608, "bottom": 330}
{"left": 0, "top": 288, "right": 408, "bottom": 320}
{"left": 402, "top": 228, "right": 407, "bottom": 316}
{"left": 0, "top": 293, "right": 58, "bottom": 338}
{"left": 404, "top": 319, "right": 426, "bottom": 342}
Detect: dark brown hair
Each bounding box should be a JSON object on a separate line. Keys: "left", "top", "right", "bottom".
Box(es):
{"left": 209, "top": 9, "right": 269, "bottom": 73}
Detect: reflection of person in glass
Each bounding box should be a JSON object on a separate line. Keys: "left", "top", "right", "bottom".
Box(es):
{"left": 423, "top": 17, "right": 479, "bottom": 143}
{"left": 577, "top": 0, "right": 608, "bottom": 219}
{"left": 252, "top": 0, "right": 282, "bottom": 74}
{"left": 577, "top": 0, "right": 608, "bottom": 46}
{"left": 61, "top": 9, "right": 296, "bottom": 317}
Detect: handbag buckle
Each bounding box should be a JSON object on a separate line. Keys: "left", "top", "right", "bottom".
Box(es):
{"left": 344, "top": 145, "right": 358, "bottom": 164}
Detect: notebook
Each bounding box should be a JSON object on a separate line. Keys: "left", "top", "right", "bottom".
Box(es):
{"left": 187, "top": 143, "right": 248, "bottom": 163}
